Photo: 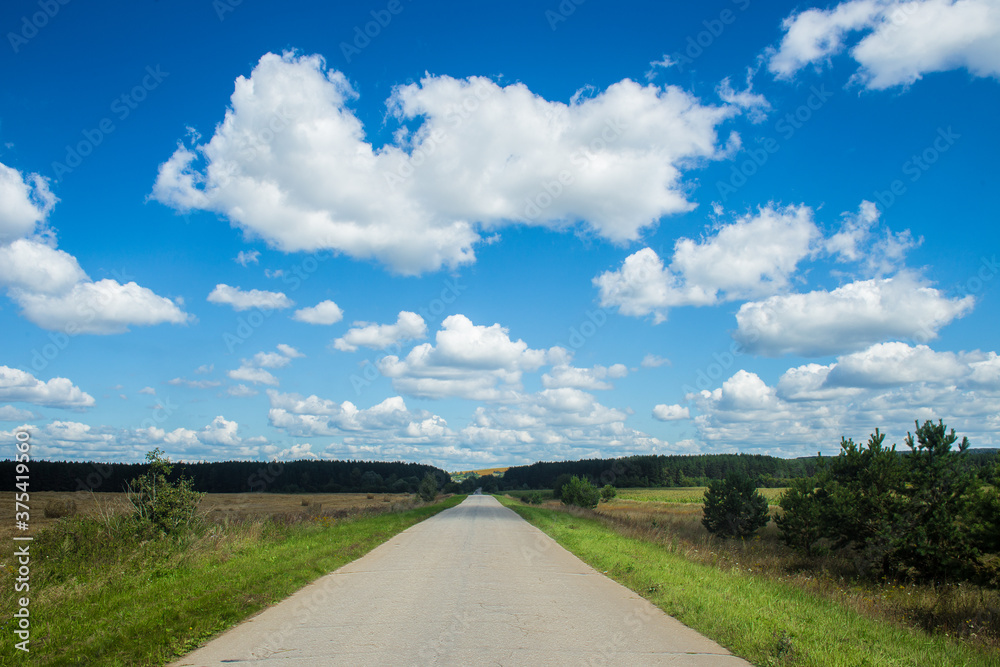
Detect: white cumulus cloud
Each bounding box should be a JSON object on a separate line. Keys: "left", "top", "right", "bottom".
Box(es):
{"left": 0, "top": 161, "right": 189, "bottom": 334}
{"left": 377, "top": 314, "right": 560, "bottom": 401}
{"left": 151, "top": 51, "right": 742, "bottom": 274}
{"left": 292, "top": 299, "right": 344, "bottom": 325}
{"left": 596, "top": 204, "right": 823, "bottom": 322}
{"left": 769, "top": 0, "right": 1000, "bottom": 89}
{"left": 333, "top": 311, "right": 426, "bottom": 352}
{"left": 733, "top": 273, "right": 974, "bottom": 357}
{"left": 0, "top": 366, "right": 95, "bottom": 409}
{"left": 207, "top": 284, "right": 293, "bottom": 311}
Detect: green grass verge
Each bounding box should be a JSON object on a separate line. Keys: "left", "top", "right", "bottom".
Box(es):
{"left": 497, "top": 495, "right": 997, "bottom": 667}
{"left": 1, "top": 495, "right": 464, "bottom": 666}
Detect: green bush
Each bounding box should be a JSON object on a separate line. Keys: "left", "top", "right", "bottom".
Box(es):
{"left": 600, "top": 484, "right": 617, "bottom": 502}
{"left": 522, "top": 491, "right": 544, "bottom": 505}
{"left": 126, "top": 448, "right": 203, "bottom": 535}
{"left": 702, "top": 471, "right": 769, "bottom": 539}
{"left": 560, "top": 476, "right": 599, "bottom": 509}
{"left": 777, "top": 421, "right": 997, "bottom": 583}
{"left": 418, "top": 472, "right": 438, "bottom": 501}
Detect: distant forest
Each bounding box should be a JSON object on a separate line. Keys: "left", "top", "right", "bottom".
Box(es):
{"left": 1, "top": 459, "right": 450, "bottom": 494}
{"left": 496, "top": 449, "right": 1000, "bottom": 491}
{"left": 4, "top": 449, "right": 996, "bottom": 494}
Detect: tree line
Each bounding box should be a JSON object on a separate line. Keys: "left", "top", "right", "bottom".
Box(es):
{"left": 0, "top": 458, "right": 451, "bottom": 494}
{"left": 498, "top": 449, "right": 998, "bottom": 491}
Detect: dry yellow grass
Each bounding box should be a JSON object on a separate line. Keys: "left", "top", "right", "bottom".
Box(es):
{"left": 452, "top": 466, "right": 509, "bottom": 477}
{"left": 0, "top": 491, "right": 415, "bottom": 541}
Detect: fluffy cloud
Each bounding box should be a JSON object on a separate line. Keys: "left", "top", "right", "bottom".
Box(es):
{"left": 267, "top": 390, "right": 433, "bottom": 437}
{"left": 0, "top": 162, "right": 55, "bottom": 244}
{"left": 0, "top": 405, "right": 37, "bottom": 421}
{"left": 769, "top": 0, "right": 1000, "bottom": 89}
{"left": 0, "top": 239, "right": 87, "bottom": 294}
{"left": 0, "top": 415, "right": 268, "bottom": 461}
{"left": 596, "top": 204, "right": 822, "bottom": 322}
{"left": 824, "top": 200, "right": 918, "bottom": 273}
{"left": 460, "top": 390, "right": 666, "bottom": 462}
{"left": 653, "top": 404, "right": 690, "bottom": 421}
{"left": 0, "top": 366, "right": 95, "bottom": 409}
{"left": 235, "top": 250, "right": 260, "bottom": 266}
{"left": 292, "top": 299, "right": 344, "bottom": 325}
{"left": 0, "top": 161, "right": 189, "bottom": 333}
{"left": 542, "top": 364, "right": 628, "bottom": 390}
{"left": 734, "top": 273, "right": 974, "bottom": 356}
{"left": 641, "top": 354, "right": 671, "bottom": 368}
{"left": 687, "top": 343, "right": 1000, "bottom": 453}
{"left": 151, "top": 51, "right": 741, "bottom": 274}
{"left": 14, "top": 279, "right": 190, "bottom": 334}
{"left": 332, "top": 311, "right": 426, "bottom": 352}
{"left": 377, "top": 314, "right": 558, "bottom": 400}
{"left": 207, "top": 284, "right": 293, "bottom": 311}
{"left": 167, "top": 378, "right": 222, "bottom": 389}
{"left": 268, "top": 383, "right": 668, "bottom": 468}
{"left": 226, "top": 344, "right": 303, "bottom": 386}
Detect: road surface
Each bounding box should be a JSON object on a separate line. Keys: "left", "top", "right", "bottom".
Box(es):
{"left": 171, "top": 495, "right": 750, "bottom": 666}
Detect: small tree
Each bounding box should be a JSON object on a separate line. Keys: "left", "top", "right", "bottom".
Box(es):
{"left": 702, "top": 471, "right": 769, "bottom": 539}
{"left": 895, "top": 420, "right": 980, "bottom": 581}
{"left": 418, "top": 472, "right": 438, "bottom": 501}
{"left": 552, "top": 473, "right": 574, "bottom": 500}
{"left": 600, "top": 484, "right": 617, "bottom": 502}
{"left": 561, "top": 476, "right": 600, "bottom": 508}
{"left": 776, "top": 476, "right": 828, "bottom": 556}
{"left": 127, "top": 448, "right": 203, "bottom": 535}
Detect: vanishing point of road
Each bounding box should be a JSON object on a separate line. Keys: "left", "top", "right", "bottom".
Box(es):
{"left": 172, "top": 495, "right": 750, "bottom": 666}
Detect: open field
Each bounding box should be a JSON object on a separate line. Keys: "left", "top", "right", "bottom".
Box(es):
{"left": 0, "top": 491, "right": 416, "bottom": 542}
{"left": 0, "top": 494, "right": 464, "bottom": 666}
{"left": 450, "top": 466, "right": 509, "bottom": 481}
{"left": 499, "top": 495, "right": 1000, "bottom": 666}
{"left": 616, "top": 486, "right": 788, "bottom": 504}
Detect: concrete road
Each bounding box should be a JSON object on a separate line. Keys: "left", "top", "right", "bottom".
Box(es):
{"left": 171, "top": 495, "right": 750, "bottom": 666}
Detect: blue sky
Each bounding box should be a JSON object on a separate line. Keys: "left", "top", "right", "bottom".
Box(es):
{"left": 1, "top": 0, "right": 998, "bottom": 470}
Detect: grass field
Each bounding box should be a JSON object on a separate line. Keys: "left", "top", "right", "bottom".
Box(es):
{"left": 615, "top": 486, "right": 788, "bottom": 504}
{"left": 0, "top": 493, "right": 463, "bottom": 666}
{"left": 499, "top": 496, "right": 999, "bottom": 666}
{"left": 0, "top": 490, "right": 414, "bottom": 542}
